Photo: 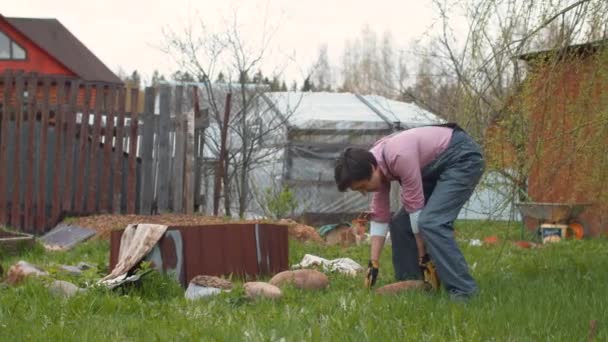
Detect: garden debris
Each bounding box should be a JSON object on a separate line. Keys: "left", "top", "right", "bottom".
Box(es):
{"left": 278, "top": 219, "right": 324, "bottom": 243}
{"left": 483, "top": 235, "right": 499, "bottom": 245}
{"left": 291, "top": 254, "right": 363, "bottom": 276}
{"left": 323, "top": 224, "right": 359, "bottom": 247}
{"left": 375, "top": 280, "right": 431, "bottom": 294}
{"left": 0, "top": 229, "right": 35, "bottom": 255}
{"left": 269, "top": 269, "right": 329, "bottom": 290}
{"left": 244, "top": 282, "right": 282, "bottom": 299}
{"left": 47, "top": 280, "right": 86, "bottom": 298}
{"left": 469, "top": 239, "right": 483, "bottom": 246}
{"left": 512, "top": 240, "right": 540, "bottom": 249}
{"left": 59, "top": 262, "right": 95, "bottom": 276}
{"left": 99, "top": 269, "right": 154, "bottom": 290}
{"left": 40, "top": 223, "right": 95, "bottom": 251}
{"left": 6, "top": 261, "right": 49, "bottom": 285}
{"left": 99, "top": 224, "right": 168, "bottom": 287}
{"left": 185, "top": 275, "right": 233, "bottom": 301}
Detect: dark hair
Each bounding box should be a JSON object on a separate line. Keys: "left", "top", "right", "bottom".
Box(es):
{"left": 334, "top": 147, "right": 377, "bottom": 192}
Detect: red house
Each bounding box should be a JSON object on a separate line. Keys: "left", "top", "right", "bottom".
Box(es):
{"left": 0, "top": 14, "right": 122, "bottom": 106}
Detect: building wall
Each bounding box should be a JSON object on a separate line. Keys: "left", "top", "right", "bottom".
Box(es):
{"left": 0, "top": 18, "right": 76, "bottom": 77}
{"left": 523, "top": 50, "right": 608, "bottom": 236}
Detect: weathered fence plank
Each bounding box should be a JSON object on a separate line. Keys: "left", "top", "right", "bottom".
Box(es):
{"left": 172, "top": 86, "right": 185, "bottom": 212}
{"left": 112, "top": 87, "right": 126, "bottom": 213}
{"left": 139, "top": 87, "right": 155, "bottom": 214}
{"left": 24, "top": 73, "right": 39, "bottom": 232}
{"left": 36, "top": 78, "right": 51, "bottom": 231}
{"left": 61, "top": 80, "right": 80, "bottom": 214}
{"left": 100, "top": 87, "right": 116, "bottom": 212}
{"left": 11, "top": 72, "right": 25, "bottom": 228}
{"left": 0, "top": 70, "right": 12, "bottom": 225}
{"left": 126, "top": 88, "right": 139, "bottom": 214}
{"left": 184, "top": 89, "right": 196, "bottom": 214}
{"left": 86, "top": 85, "right": 104, "bottom": 213}
{"left": 75, "top": 85, "right": 91, "bottom": 214}
{"left": 50, "top": 77, "right": 66, "bottom": 224}
{"left": 157, "top": 85, "right": 171, "bottom": 213}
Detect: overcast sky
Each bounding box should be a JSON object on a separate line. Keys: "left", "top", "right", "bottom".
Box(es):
{"left": 3, "top": 0, "right": 452, "bottom": 85}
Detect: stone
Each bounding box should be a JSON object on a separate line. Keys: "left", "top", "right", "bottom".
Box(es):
{"left": 185, "top": 283, "right": 223, "bottom": 301}
{"left": 48, "top": 280, "right": 85, "bottom": 298}
{"left": 60, "top": 265, "right": 84, "bottom": 276}
{"left": 6, "top": 261, "right": 49, "bottom": 285}
{"left": 244, "top": 282, "right": 282, "bottom": 299}
{"left": 269, "top": 269, "right": 329, "bottom": 290}
{"left": 375, "top": 280, "right": 430, "bottom": 295}
{"left": 185, "top": 275, "right": 233, "bottom": 301}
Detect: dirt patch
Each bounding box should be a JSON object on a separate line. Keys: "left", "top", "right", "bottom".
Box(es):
{"left": 66, "top": 214, "right": 323, "bottom": 243}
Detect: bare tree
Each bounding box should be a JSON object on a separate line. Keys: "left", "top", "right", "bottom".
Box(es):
{"left": 161, "top": 4, "right": 298, "bottom": 218}
{"left": 429, "top": 0, "right": 605, "bottom": 208}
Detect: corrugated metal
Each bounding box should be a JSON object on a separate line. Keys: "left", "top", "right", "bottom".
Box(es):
{"left": 109, "top": 223, "right": 288, "bottom": 287}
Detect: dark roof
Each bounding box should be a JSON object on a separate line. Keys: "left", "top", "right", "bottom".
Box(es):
{"left": 519, "top": 39, "right": 608, "bottom": 62}
{"left": 4, "top": 16, "right": 122, "bottom": 84}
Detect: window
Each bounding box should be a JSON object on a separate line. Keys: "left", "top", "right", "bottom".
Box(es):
{"left": 0, "top": 31, "right": 27, "bottom": 60}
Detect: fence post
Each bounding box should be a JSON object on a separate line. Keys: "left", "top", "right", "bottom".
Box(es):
{"left": 23, "top": 73, "right": 39, "bottom": 232}
{"left": 126, "top": 88, "right": 139, "bottom": 214}
{"left": 50, "top": 76, "right": 66, "bottom": 225}
{"left": 139, "top": 87, "right": 156, "bottom": 214}
{"left": 184, "top": 89, "right": 196, "bottom": 214}
{"left": 0, "top": 70, "right": 12, "bottom": 226}
{"left": 86, "top": 84, "right": 104, "bottom": 213}
{"left": 112, "top": 87, "right": 126, "bottom": 213}
{"left": 172, "top": 86, "right": 185, "bottom": 213}
{"left": 74, "top": 85, "right": 91, "bottom": 214}
{"left": 61, "top": 79, "right": 79, "bottom": 215}
{"left": 36, "top": 78, "right": 51, "bottom": 231}
{"left": 100, "top": 87, "right": 116, "bottom": 212}
{"left": 156, "top": 85, "right": 172, "bottom": 213}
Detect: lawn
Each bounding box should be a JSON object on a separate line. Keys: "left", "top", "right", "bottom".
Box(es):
{"left": 1, "top": 220, "right": 606, "bottom": 341}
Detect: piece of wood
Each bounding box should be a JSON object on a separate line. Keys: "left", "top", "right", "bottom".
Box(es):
{"left": 11, "top": 71, "right": 26, "bottom": 229}
{"left": 184, "top": 88, "right": 196, "bottom": 214}
{"left": 74, "top": 85, "right": 92, "bottom": 214}
{"left": 100, "top": 86, "right": 116, "bottom": 212}
{"left": 86, "top": 84, "right": 104, "bottom": 213}
{"left": 61, "top": 80, "right": 79, "bottom": 214}
{"left": 156, "top": 85, "right": 171, "bottom": 213}
{"left": 36, "top": 77, "right": 51, "bottom": 231}
{"left": 172, "top": 86, "right": 185, "bottom": 213}
{"left": 112, "top": 87, "right": 126, "bottom": 213}
{"left": 23, "top": 73, "right": 39, "bottom": 232}
{"left": 126, "top": 88, "right": 139, "bottom": 214}
{"left": 50, "top": 77, "right": 66, "bottom": 224}
{"left": 139, "top": 87, "right": 156, "bottom": 215}
{"left": 0, "top": 70, "right": 13, "bottom": 225}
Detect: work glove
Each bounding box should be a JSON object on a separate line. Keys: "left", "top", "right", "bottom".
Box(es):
{"left": 419, "top": 254, "right": 441, "bottom": 290}
{"left": 365, "top": 260, "right": 379, "bottom": 289}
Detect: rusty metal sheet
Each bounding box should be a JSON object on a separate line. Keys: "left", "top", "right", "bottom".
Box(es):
{"left": 109, "top": 223, "right": 288, "bottom": 287}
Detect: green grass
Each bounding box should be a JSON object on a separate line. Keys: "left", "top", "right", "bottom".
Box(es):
{"left": 1, "top": 220, "right": 607, "bottom": 341}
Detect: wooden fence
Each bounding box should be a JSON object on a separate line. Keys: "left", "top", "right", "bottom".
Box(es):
{"left": 0, "top": 70, "right": 208, "bottom": 234}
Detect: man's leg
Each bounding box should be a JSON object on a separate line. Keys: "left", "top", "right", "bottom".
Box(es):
{"left": 389, "top": 208, "right": 422, "bottom": 281}
{"left": 418, "top": 131, "right": 485, "bottom": 298}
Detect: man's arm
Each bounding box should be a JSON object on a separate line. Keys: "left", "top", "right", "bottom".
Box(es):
{"left": 369, "top": 180, "right": 391, "bottom": 262}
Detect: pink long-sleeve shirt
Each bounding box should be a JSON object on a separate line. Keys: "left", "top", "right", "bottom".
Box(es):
{"left": 369, "top": 126, "right": 453, "bottom": 222}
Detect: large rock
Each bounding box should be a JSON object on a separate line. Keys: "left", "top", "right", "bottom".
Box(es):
{"left": 185, "top": 275, "right": 233, "bottom": 301}
{"left": 269, "top": 269, "right": 329, "bottom": 290}
{"left": 375, "top": 280, "right": 430, "bottom": 295}
{"left": 6, "top": 261, "right": 49, "bottom": 285}
{"left": 243, "top": 282, "right": 282, "bottom": 299}
{"left": 47, "top": 280, "right": 85, "bottom": 298}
